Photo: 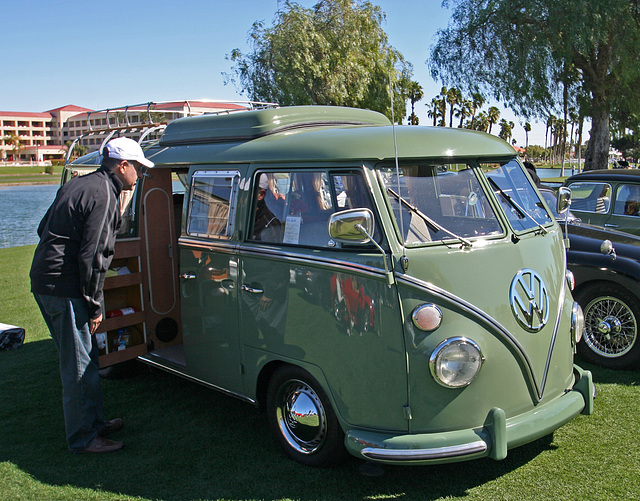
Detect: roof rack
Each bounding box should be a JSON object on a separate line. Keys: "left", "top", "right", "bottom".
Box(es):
{"left": 64, "top": 99, "right": 278, "bottom": 166}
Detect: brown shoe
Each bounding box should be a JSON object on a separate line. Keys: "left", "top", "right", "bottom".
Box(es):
{"left": 101, "top": 418, "right": 124, "bottom": 436}
{"left": 75, "top": 435, "right": 124, "bottom": 454}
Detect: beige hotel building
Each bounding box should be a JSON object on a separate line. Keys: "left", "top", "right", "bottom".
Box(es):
{"left": 0, "top": 100, "right": 249, "bottom": 164}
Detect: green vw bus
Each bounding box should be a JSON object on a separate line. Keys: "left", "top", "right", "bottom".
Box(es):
{"left": 66, "top": 105, "right": 593, "bottom": 466}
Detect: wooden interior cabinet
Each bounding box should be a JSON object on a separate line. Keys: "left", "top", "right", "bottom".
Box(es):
{"left": 98, "top": 168, "right": 183, "bottom": 368}
{"left": 97, "top": 240, "right": 147, "bottom": 366}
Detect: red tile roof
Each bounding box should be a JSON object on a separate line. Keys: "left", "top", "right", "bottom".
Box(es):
{"left": 0, "top": 111, "right": 53, "bottom": 118}
{"left": 45, "top": 105, "right": 94, "bottom": 113}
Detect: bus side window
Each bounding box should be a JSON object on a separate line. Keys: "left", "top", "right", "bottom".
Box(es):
{"left": 186, "top": 172, "right": 239, "bottom": 239}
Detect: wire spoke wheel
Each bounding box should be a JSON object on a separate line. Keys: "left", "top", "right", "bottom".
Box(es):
{"left": 577, "top": 284, "right": 640, "bottom": 369}
{"left": 583, "top": 296, "right": 637, "bottom": 357}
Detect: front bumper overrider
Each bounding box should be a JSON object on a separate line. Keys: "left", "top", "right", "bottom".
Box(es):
{"left": 345, "top": 365, "right": 594, "bottom": 465}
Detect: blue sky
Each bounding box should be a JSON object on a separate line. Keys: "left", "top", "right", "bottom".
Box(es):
{"left": 3, "top": 0, "right": 545, "bottom": 145}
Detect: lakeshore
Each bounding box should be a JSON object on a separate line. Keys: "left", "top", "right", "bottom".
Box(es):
{"left": 0, "top": 165, "right": 63, "bottom": 186}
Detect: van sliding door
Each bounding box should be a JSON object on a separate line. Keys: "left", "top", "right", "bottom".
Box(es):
{"left": 179, "top": 168, "right": 244, "bottom": 395}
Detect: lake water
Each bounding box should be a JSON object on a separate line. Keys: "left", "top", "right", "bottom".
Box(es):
{"left": 0, "top": 184, "right": 58, "bottom": 249}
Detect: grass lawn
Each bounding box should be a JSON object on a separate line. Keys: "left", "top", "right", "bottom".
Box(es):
{"left": 0, "top": 165, "right": 63, "bottom": 185}
{"left": 1, "top": 245, "right": 639, "bottom": 500}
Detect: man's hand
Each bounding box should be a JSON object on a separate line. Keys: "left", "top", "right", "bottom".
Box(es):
{"left": 89, "top": 314, "right": 103, "bottom": 335}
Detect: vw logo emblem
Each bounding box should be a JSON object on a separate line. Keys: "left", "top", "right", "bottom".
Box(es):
{"left": 510, "top": 269, "right": 549, "bottom": 332}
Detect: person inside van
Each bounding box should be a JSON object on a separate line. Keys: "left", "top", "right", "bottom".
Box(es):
{"left": 253, "top": 174, "right": 285, "bottom": 241}
{"left": 312, "top": 173, "right": 332, "bottom": 211}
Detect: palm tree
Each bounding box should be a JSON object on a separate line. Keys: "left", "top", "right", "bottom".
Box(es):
{"left": 437, "top": 90, "right": 447, "bottom": 126}
{"left": 64, "top": 141, "right": 87, "bottom": 161}
{"left": 487, "top": 106, "right": 500, "bottom": 134}
{"left": 523, "top": 122, "right": 531, "bottom": 149}
{"left": 446, "top": 87, "right": 462, "bottom": 127}
{"left": 475, "top": 111, "right": 489, "bottom": 132}
{"left": 469, "top": 92, "right": 485, "bottom": 129}
{"left": 6, "top": 133, "right": 22, "bottom": 163}
{"left": 456, "top": 99, "right": 471, "bottom": 128}
{"left": 552, "top": 118, "right": 566, "bottom": 165}
{"left": 568, "top": 111, "right": 578, "bottom": 173}
{"left": 545, "top": 115, "right": 556, "bottom": 164}
{"left": 499, "top": 119, "right": 515, "bottom": 142}
{"left": 406, "top": 81, "right": 423, "bottom": 125}
{"left": 427, "top": 97, "right": 444, "bottom": 126}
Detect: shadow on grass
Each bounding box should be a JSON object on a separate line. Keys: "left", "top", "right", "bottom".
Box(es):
{"left": 575, "top": 356, "right": 640, "bottom": 386}
{"left": 0, "top": 339, "right": 581, "bottom": 501}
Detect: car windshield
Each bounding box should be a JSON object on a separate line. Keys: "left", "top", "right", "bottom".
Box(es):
{"left": 378, "top": 162, "right": 503, "bottom": 246}
{"left": 378, "top": 159, "right": 552, "bottom": 246}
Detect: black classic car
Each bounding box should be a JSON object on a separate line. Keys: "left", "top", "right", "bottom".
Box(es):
{"left": 541, "top": 188, "right": 640, "bottom": 370}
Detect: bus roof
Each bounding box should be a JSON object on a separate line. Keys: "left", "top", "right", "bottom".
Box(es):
{"left": 70, "top": 106, "right": 516, "bottom": 169}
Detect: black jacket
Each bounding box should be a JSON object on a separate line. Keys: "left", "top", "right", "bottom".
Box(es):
{"left": 30, "top": 166, "right": 123, "bottom": 320}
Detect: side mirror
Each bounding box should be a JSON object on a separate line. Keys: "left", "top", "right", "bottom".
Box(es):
{"left": 557, "top": 186, "right": 572, "bottom": 214}
{"left": 328, "top": 208, "right": 374, "bottom": 244}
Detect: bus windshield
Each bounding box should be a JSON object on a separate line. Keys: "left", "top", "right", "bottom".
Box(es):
{"left": 378, "top": 163, "right": 502, "bottom": 246}
{"left": 378, "top": 159, "right": 552, "bottom": 246}
{"left": 483, "top": 159, "right": 552, "bottom": 232}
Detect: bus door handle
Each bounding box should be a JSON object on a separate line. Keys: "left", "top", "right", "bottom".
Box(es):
{"left": 180, "top": 273, "right": 197, "bottom": 280}
{"left": 604, "top": 223, "right": 619, "bottom": 228}
{"left": 242, "top": 284, "right": 264, "bottom": 294}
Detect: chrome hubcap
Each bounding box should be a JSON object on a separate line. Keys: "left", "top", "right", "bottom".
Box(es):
{"left": 584, "top": 296, "right": 637, "bottom": 358}
{"left": 276, "top": 379, "right": 327, "bottom": 454}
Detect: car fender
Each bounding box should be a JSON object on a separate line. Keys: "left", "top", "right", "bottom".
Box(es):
{"left": 568, "top": 250, "right": 640, "bottom": 297}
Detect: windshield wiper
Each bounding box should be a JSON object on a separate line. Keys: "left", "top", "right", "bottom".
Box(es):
{"left": 387, "top": 188, "right": 472, "bottom": 249}
{"left": 487, "top": 178, "right": 548, "bottom": 235}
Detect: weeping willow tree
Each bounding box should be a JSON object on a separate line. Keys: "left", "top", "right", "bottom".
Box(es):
{"left": 225, "top": 0, "right": 413, "bottom": 122}
{"left": 430, "top": 0, "right": 640, "bottom": 170}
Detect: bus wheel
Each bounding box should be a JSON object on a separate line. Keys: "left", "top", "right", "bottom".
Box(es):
{"left": 576, "top": 284, "right": 640, "bottom": 370}
{"left": 266, "top": 366, "right": 347, "bottom": 467}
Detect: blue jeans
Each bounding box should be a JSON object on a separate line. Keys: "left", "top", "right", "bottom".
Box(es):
{"left": 34, "top": 293, "right": 106, "bottom": 451}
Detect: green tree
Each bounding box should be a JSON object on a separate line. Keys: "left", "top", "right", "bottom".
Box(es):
{"left": 226, "top": 0, "right": 413, "bottom": 122}
{"left": 429, "top": 0, "right": 640, "bottom": 170}
{"left": 526, "top": 144, "right": 545, "bottom": 160}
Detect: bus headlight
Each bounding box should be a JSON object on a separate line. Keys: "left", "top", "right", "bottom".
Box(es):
{"left": 429, "top": 337, "right": 484, "bottom": 388}
{"left": 571, "top": 302, "right": 585, "bottom": 345}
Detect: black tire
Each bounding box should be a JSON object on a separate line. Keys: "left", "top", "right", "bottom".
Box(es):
{"left": 575, "top": 284, "right": 640, "bottom": 369}
{"left": 266, "top": 366, "right": 348, "bottom": 467}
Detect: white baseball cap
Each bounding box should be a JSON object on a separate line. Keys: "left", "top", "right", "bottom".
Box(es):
{"left": 105, "top": 137, "right": 154, "bottom": 168}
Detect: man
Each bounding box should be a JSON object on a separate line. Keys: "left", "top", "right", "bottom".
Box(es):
{"left": 30, "top": 137, "right": 153, "bottom": 453}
